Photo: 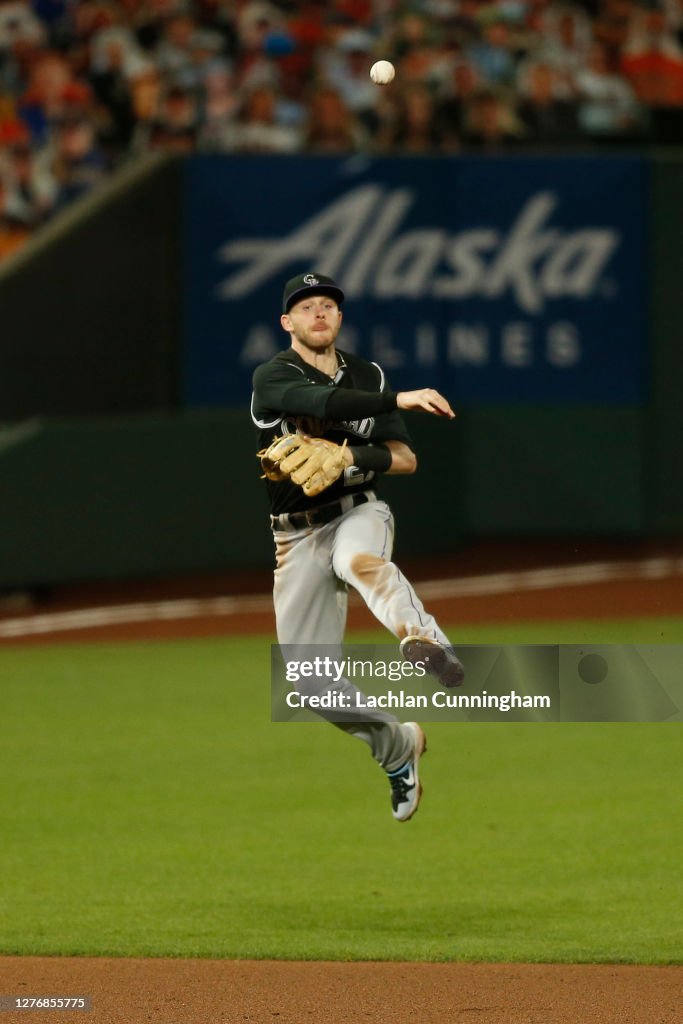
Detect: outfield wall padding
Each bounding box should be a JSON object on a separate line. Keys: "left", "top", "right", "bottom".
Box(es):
{"left": 0, "top": 155, "right": 181, "bottom": 420}
{"left": 647, "top": 155, "right": 683, "bottom": 531}
{"left": 0, "top": 408, "right": 643, "bottom": 588}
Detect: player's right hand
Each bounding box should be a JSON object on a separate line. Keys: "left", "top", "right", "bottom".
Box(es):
{"left": 396, "top": 388, "right": 456, "bottom": 419}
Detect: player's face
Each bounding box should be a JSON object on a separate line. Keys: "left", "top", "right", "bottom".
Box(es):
{"left": 281, "top": 295, "right": 342, "bottom": 351}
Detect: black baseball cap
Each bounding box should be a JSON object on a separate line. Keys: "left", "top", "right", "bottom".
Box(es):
{"left": 282, "top": 273, "right": 345, "bottom": 313}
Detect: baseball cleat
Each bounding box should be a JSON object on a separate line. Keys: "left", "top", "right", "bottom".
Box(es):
{"left": 400, "top": 635, "right": 465, "bottom": 688}
{"left": 386, "top": 721, "right": 426, "bottom": 822}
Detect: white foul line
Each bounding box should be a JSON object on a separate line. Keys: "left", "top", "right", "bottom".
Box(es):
{"left": 0, "top": 556, "right": 682, "bottom": 640}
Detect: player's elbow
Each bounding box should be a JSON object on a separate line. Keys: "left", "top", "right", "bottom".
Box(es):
{"left": 402, "top": 449, "right": 418, "bottom": 474}
{"left": 386, "top": 441, "right": 417, "bottom": 474}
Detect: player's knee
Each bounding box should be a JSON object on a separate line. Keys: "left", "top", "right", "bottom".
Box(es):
{"left": 348, "top": 553, "right": 390, "bottom": 584}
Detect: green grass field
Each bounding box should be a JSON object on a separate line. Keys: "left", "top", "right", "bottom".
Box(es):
{"left": 1, "top": 618, "right": 682, "bottom": 963}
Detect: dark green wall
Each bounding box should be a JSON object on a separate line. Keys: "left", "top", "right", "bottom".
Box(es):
{"left": 0, "top": 155, "right": 181, "bottom": 419}
{"left": 647, "top": 155, "right": 683, "bottom": 530}
{"left": 0, "top": 406, "right": 645, "bottom": 589}
{"left": 0, "top": 413, "right": 268, "bottom": 588}
{"left": 457, "top": 406, "right": 644, "bottom": 534}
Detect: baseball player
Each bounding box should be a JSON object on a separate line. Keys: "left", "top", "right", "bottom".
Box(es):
{"left": 251, "top": 272, "right": 464, "bottom": 822}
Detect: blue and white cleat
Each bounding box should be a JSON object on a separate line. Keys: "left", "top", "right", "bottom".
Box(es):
{"left": 387, "top": 721, "right": 426, "bottom": 822}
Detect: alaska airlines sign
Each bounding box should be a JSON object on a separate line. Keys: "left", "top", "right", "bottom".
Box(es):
{"left": 183, "top": 155, "right": 646, "bottom": 404}
{"left": 217, "top": 187, "right": 618, "bottom": 315}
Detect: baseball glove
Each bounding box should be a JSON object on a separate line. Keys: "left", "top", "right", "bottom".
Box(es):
{"left": 257, "top": 433, "right": 349, "bottom": 497}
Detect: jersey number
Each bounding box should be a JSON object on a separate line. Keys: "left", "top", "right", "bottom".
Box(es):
{"left": 344, "top": 466, "right": 375, "bottom": 487}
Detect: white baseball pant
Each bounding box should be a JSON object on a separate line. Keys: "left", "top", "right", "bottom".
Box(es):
{"left": 272, "top": 492, "right": 451, "bottom": 771}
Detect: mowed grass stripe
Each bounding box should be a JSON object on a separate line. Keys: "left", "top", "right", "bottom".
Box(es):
{"left": 0, "top": 623, "right": 681, "bottom": 961}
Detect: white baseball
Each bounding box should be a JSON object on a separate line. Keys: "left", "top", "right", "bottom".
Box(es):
{"left": 370, "top": 60, "right": 395, "bottom": 85}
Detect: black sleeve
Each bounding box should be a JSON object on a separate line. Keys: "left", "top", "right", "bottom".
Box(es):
{"left": 253, "top": 362, "right": 398, "bottom": 419}
{"left": 252, "top": 363, "right": 328, "bottom": 418}
{"left": 350, "top": 443, "right": 393, "bottom": 474}
{"left": 325, "top": 388, "right": 398, "bottom": 419}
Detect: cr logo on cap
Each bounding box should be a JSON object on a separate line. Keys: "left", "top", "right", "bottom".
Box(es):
{"left": 303, "top": 274, "right": 319, "bottom": 285}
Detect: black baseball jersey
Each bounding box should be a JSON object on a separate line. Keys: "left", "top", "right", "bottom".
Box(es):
{"left": 251, "top": 347, "right": 414, "bottom": 515}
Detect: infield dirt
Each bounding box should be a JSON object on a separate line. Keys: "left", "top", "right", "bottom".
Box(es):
{"left": 0, "top": 958, "right": 681, "bottom": 1024}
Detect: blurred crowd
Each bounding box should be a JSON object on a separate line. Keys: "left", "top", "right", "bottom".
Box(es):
{"left": 2, "top": 0, "right": 683, "bottom": 259}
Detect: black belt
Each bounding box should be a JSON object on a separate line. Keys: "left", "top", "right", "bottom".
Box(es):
{"left": 271, "top": 491, "right": 374, "bottom": 532}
